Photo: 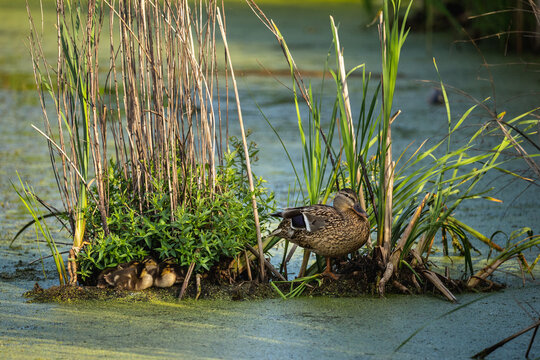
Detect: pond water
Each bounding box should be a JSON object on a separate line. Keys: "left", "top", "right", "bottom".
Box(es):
{"left": 1, "top": 1, "right": 539, "bottom": 359}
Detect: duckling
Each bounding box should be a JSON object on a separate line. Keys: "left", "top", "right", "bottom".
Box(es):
{"left": 97, "top": 260, "right": 138, "bottom": 288}
{"left": 142, "top": 257, "right": 158, "bottom": 278}
{"left": 153, "top": 264, "right": 177, "bottom": 288}
{"left": 103, "top": 259, "right": 155, "bottom": 290}
{"left": 271, "top": 188, "right": 370, "bottom": 279}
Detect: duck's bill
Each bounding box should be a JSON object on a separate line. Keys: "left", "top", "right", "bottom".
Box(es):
{"left": 353, "top": 203, "right": 368, "bottom": 218}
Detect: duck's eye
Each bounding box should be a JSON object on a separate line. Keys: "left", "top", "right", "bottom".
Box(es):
{"left": 353, "top": 203, "right": 367, "bottom": 217}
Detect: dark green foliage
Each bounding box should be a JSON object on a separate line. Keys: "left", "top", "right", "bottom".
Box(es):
{"left": 77, "top": 139, "right": 275, "bottom": 281}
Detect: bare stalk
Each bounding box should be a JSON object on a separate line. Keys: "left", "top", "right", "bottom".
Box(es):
{"left": 390, "top": 193, "right": 431, "bottom": 269}
{"left": 216, "top": 8, "right": 265, "bottom": 281}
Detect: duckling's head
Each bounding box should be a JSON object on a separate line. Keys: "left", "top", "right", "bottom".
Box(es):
{"left": 161, "top": 266, "right": 174, "bottom": 275}
{"left": 143, "top": 258, "right": 158, "bottom": 276}
{"left": 154, "top": 265, "right": 177, "bottom": 288}
{"left": 333, "top": 188, "right": 368, "bottom": 219}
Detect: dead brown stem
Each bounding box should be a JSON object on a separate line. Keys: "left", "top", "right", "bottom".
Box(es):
{"left": 298, "top": 250, "right": 311, "bottom": 278}
{"left": 392, "top": 280, "right": 411, "bottom": 294}
{"left": 421, "top": 268, "right": 457, "bottom": 302}
{"left": 473, "top": 320, "right": 540, "bottom": 359}
{"left": 390, "top": 193, "right": 431, "bottom": 269}
{"left": 411, "top": 273, "right": 422, "bottom": 292}
{"left": 245, "top": 244, "right": 286, "bottom": 281}
{"left": 378, "top": 262, "right": 394, "bottom": 297}
{"left": 178, "top": 259, "right": 196, "bottom": 300}
{"left": 195, "top": 274, "right": 202, "bottom": 300}
{"left": 244, "top": 251, "right": 253, "bottom": 282}
{"left": 216, "top": 8, "right": 265, "bottom": 282}
{"left": 467, "top": 258, "right": 506, "bottom": 288}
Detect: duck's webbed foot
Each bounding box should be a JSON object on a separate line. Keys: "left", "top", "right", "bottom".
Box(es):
{"left": 321, "top": 257, "right": 340, "bottom": 280}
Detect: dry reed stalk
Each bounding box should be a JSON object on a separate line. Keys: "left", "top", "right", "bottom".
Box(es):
{"left": 195, "top": 273, "right": 202, "bottom": 300}
{"left": 420, "top": 268, "right": 457, "bottom": 302}
{"left": 382, "top": 158, "right": 394, "bottom": 263}
{"left": 467, "top": 258, "right": 506, "bottom": 288}
{"left": 245, "top": 244, "right": 287, "bottom": 281}
{"left": 179, "top": 258, "right": 197, "bottom": 299}
{"left": 298, "top": 250, "right": 311, "bottom": 278}
{"left": 406, "top": 249, "right": 457, "bottom": 302}
{"left": 104, "top": 0, "right": 224, "bottom": 210}
{"left": 330, "top": 16, "right": 356, "bottom": 153}
{"left": 29, "top": 0, "right": 242, "bottom": 285}
{"left": 244, "top": 251, "right": 253, "bottom": 281}
{"left": 229, "top": 237, "right": 273, "bottom": 275}
{"left": 378, "top": 192, "right": 430, "bottom": 295}
{"left": 216, "top": 8, "right": 266, "bottom": 281}
{"left": 411, "top": 273, "right": 421, "bottom": 292}
{"left": 378, "top": 262, "right": 393, "bottom": 296}
{"left": 390, "top": 193, "right": 431, "bottom": 269}
{"left": 356, "top": 169, "right": 367, "bottom": 209}
{"left": 473, "top": 319, "right": 540, "bottom": 359}
{"left": 392, "top": 280, "right": 411, "bottom": 294}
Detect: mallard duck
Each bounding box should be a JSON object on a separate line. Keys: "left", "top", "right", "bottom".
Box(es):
{"left": 270, "top": 188, "right": 370, "bottom": 279}
{"left": 97, "top": 261, "right": 134, "bottom": 288}
{"left": 142, "top": 257, "right": 158, "bottom": 277}
{"left": 103, "top": 258, "right": 157, "bottom": 290}
{"left": 153, "top": 264, "right": 177, "bottom": 288}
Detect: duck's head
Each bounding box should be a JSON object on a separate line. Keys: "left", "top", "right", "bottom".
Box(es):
{"left": 333, "top": 188, "right": 368, "bottom": 219}
{"left": 160, "top": 267, "right": 175, "bottom": 276}
{"left": 143, "top": 258, "right": 158, "bottom": 270}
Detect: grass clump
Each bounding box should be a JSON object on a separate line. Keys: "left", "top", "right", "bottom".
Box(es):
{"left": 19, "top": 0, "right": 273, "bottom": 289}
{"left": 249, "top": 0, "right": 540, "bottom": 300}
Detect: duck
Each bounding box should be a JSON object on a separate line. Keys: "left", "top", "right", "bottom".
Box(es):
{"left": 102, "top": 258, "right": 157, "bottom": 290}
{"left": 153, "top": 264, "right": 177, "bottom": 288}
{"left": 97, "top": 261, "right": 134, "bottom": 288}
{"left": 270, "top": 188, "right": 370, "bottom": 279}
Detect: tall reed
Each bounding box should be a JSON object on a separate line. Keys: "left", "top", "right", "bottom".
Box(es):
{"left": 253, "top": 0, "right": 539, "bottom": 299}
{"left": 26, "top": 0, "right": 267, "bottom": 285}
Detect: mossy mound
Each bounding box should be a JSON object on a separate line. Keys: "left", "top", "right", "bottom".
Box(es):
{"left": 24, "top": 281, "right": 281, "bottom": 303}
{"left": 22, "top": 253, "right": 504, "bottom": 303}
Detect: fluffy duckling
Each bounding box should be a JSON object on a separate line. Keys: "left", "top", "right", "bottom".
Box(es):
{"left": 103, "top": 258, "right": 156, "bottom": 291}
{"left": 142, "top": 257, "right": 158, "bottom": 278}
{"left": 97, "top": 260, "right": 137, "bottom": 289}
{"left": 153, "top": 264, "right": 177, "bottom": 288}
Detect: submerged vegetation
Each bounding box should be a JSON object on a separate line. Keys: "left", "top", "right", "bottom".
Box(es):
{"left": 14, "top": 0, "right": 539, "bottom": 302}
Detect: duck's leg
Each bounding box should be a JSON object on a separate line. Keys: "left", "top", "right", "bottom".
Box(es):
{"left": 321, "top": 257, "right": 340, "bottom": 280}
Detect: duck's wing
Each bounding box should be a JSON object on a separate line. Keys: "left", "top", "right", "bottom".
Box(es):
{"left": 281, "top": 204, "right": 338, "bottom": 232}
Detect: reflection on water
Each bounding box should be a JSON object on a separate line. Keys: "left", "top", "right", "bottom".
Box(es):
{"left": 0, "top": 1, "right": 538, "bottom": 359}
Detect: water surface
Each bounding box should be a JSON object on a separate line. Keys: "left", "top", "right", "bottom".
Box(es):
{"left": 1, "top": 1, "right": 539, "bottom": 359}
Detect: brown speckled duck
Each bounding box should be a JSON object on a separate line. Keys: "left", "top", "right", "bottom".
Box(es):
{"left": 270, "top": 188, "right": 370, "bottom": 279}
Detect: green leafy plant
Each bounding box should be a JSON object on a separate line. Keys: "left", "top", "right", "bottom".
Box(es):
{"left": 78, "top": 138, "right": 275, "bottom": 282}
